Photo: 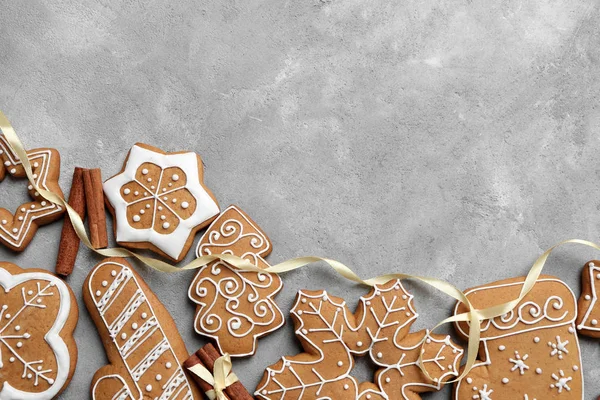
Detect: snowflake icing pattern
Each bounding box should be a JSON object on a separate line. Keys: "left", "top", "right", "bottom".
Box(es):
{"left": 119, "top": 163, "right": 196, "bottom": 234}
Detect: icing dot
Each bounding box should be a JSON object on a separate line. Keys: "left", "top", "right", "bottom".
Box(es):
{"left": 27, "top": 373, "right": 32, "bottom": 379}
{"left": 37, "top": 366, "right": 42, "bottom": 370}
{"left": 301, "top": 329, "right": 308, "bottom": 334}
{"left": 344, "top": 384, "right": 349, "bottom": 390}
{"left": 502, "top": 378, "right": 509, "bottom": 384}
{"left": 297, "top": 310, "right": 303, "bottom": 315}
{"left": 134, "top": 191, "right": 139, "bottom": 196}
{"left": 158, "top": 206, "right": 163, "bottom": 211}
{"left": 30, "top": 205, "right": 35, "bottom": 209}
{"left": 5, "top": 314, "right": 10, "bottom": 319}
{"left": 569, "top": 326, "right": 575, "bottom": 333}
{"left": 48, "top": 379, "right": 54, "bottom": 384}
{"left": 150, "top": 186, "right": 155, "bottom": 189}
{"left": 357, "top": 341, "right": 363, "bottom": 347}
{"left": 95, "top": 290, "right": 101, "bottom": 296}
{"left": 534, "top": 337, "right": 540, "bottom": 343}
{"left": 162, "top": 188, "right": 166, "bottom": 192}
{"left": 124, "top": 188, "right": 131, "bottom": 195}
{"left": 132, "top": 323, "right": 138, "bottom": 330}
{"left": 147, "top": 178, "right": 152, "bottom": 182}
{"left": 146, "top": 204, "right": 151, "bottom": 209}
{"left": 102, "top": 281, "right": 108, "bottom": 287}
{"left": 168, "top": 183, "right": 173, "bottom": 187}
{"left": 225, "top": 282, "right": 233, "bottom": 289}
{"left": 142, "top": 169, "right": 149, "bottom": 175}
{"left": 144, "top": 192, "right": 148, "bottom": 196}
{"left": 14, "top": 326, "right": 20, "bottom": 331}
{"left": 585, "top": 295, "right": 591, "bottom": 300}
{"left": 592, "top": 319, "right": 598, "bottom": 326}
{"left": 156, "top": 374, "right": 162, "bottom": 381}
{"left": 9, "top": 169, "right": 15, "bottom": 174}
{"left": 9, "top": 357, "right": 14, "bottom": 362}
{"left": 1, "top": 220, "right": 5, "bottom": 225}
{"left": 33, "top": 162, "right": 39, "bottom": 168}
{"left": 172, "top": 199, "right": 177, "bottom": 203}
{"left": 3, "top": 161, "right": 8, "bottom": 166}
{"left": 166, "top": 362, "right": 172, "bottom": 369}
{"left": 16, "top": 342, "right": 22, "bottom": 348}
{"left": 160, "top": 215, "right": 166, "bottom": 220}
{"left": 133, "top": 215, "right": 141, "bottom": 222}
{"left": 466, "top": 378, "right": 473, "bottom": 384}
{"left": 162, "top": 222, "right": 170, "bottom": 229}
{"left": 377, "top": 352, "right": 383, "bottom": 359}
{"left": 41, "top": 201, "right": 47, "bottom": 206}
{"left": 121, "top": 333, "right": 127, "bottom": 340}
{"left": 18, "top": 217, "right": 23, "bottom": 221}
{"left": 12, "top": 228, "right": 17, "bottom": 233}
{"left": 301, "top": 299, "right": 307, "bottom": 304}
{"left": 111, "top": 270, "right": 117, "bottom": 277}
{"left": 573, "top": 365, "right": 579, "bottom": 371}
{"left": 172, "top": 174, "right": 179, "bottom": 181}
{"left": 145, "top": 385, "right": 152, "bottom": 392}
{"left": 2, "top": 305, "right": 7, "bottom": 310}
{"left": 597, "top": 273, "right": 600, "bottom": 279}
{"left": 406, "top": 312, "right": 411, "bottom": 317}
{"left": 337, "top": 361, "right": 343, "bottom": 367}
{"left": 163, "top": 197, "right": 167, "bottom": 201}
{"left": 32, "top": 174, "right": 37, "bottom": 179}
{"left": 142, "top": 313, "right": 148, "bottom": 319}
{"left": 140, "top": 210, "right": 145, "bottom": 214}
{"left": 23, "top": 333, "right": 30, "bottom": 338}
{"left": 366, "top": 395, "right": 371, "bottom": 399}
{"left": 536, "top": 368, "right": 542, "bottom": 374}
{"left": 498, "top": 345, "right": 506, "bottom": 351}
{"left": 553, "top": 302, "right": 561, "bottom": 310}
{"left": 181, "top": 202, "right": 189, "bottom": 209}
{"left": 385, "top": 377, "right": 391, "bottom": 383}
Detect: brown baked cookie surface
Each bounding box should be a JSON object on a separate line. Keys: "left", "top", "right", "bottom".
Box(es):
{"left": 0, "top": 262, "right": 78, "bottom": 399}
{"left": 103, "top": 143, "right": 219, "bottom": 262}
{"left": 189, "top": 205, "right": 284, "bottom": 357}
{"left": 84, "top": 258, "right": 202, "bottom": 400}
{"left": 453, "top": 275, "right": 582, "bottom": 400}
{"left": 0, "top": 134, "right": 65, "bottom": 252}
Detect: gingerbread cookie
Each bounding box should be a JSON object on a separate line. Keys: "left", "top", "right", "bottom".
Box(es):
{"left": 103, "top": 143, "right": 220, "bottom": 262}
{"left": 0, "top": 134, "right": 65, "bottom": 252}
{"left": 0, "top": 262, "right": 78, "bottom": 399}
{"left": 453, "top": 275, "right": 582, "bottom": 399}
{"left": 84, "top": 258, "right": 202, "bottom": 400}
{"left": 256, "top": 279, "right": 463, "bottom": 399}
{"left": 188, "top": 205, "right": 284, "bottom": 357}
{"left": 576, "top": 260, "right": 600, "bottom": 336}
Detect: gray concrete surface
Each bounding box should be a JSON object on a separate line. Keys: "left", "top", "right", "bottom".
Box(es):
{"left": 1, "top": 0, "right": 600, "bottom": 398}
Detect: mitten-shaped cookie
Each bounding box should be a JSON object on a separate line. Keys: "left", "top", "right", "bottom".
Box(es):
{"left": 84, "top": 258, "right": 202, "bottom": 399}
{"left": 0, "top": 262, "right": 78, "bottom": 399}
{"left": 453, "top": 275, "right": 582, "bottom": 400}
{"left": 256, "top": 279, "right": 463, "bottom": 400}
{"left": 576, "top": 260, "right": 600, "bottom": 336}
{"left": 188, "top": 205, "right": 284, "bottom": 357}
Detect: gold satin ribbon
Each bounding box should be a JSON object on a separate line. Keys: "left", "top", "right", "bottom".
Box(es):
{"left": 187, "top": 354, "right": 239, "bottom": 400}
{"left": 1, "top": 111, "right": 598, "bottom": 385}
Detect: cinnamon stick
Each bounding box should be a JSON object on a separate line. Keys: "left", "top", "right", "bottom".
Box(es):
{"left": 197, "top": 343, "right": 254, "bottom": 400}
{"left": 83, "top": 168, "right": 108, "bottom": 249}
{"left": 55, "top": 167, "right": 87, "bottom": 276}
{"left": 183, "top": 353, "right": 222, "bottom": 398}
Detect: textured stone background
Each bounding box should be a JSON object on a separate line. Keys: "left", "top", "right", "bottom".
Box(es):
{"left": 1, "top": 0, "right": 600, "bottom": 398}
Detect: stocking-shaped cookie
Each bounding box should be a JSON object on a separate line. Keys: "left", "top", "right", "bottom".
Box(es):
{"left": 453, "top": 275, "right": 582, "bottom": 400}
{"left": 84, "top": 258, "right": 202, "bottom": 400}
{"left": 188, "top": 205, "right": 284, "bottom": 357}
{"left": 256, "top": 279, "right": 464, "bottom": 400}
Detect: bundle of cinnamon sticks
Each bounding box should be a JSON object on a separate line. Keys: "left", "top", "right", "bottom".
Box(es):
{"left": 55, "top": 167, "right": 108, "bottom": 276}
{"left": 184, "top": 343, "right": 254, "bottom": 400}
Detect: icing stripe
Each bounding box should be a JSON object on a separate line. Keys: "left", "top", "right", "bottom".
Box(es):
{"left": 109, "top": 289, "right": 145, "bottom": 338}
{"left": 97, "top": 268, "right": 132, "bottom": 314}
{"left": 131, "top": 339, "right": 170, "bottom": 381}
{"left": 121, "top": 316, "right": 159, "bottom": 358}
{"left": 158, "top": 369, "right": 188, "bottom": 400}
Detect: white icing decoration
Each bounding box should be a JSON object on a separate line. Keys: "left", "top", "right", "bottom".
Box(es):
{"left": 550, "top": 370, "right": 572, "bottom": 393}
{"left": 0, "top": 136, "right": 62, "bottom": 249}
{"left": 0, "top": 268, "right": 72, "bottom": 400}
{"left": 548, "top": 336, "right": 569, "bottom": 357}
{"left": 509, "top": 351, "right": 529, "bottom": 375}
{"left": 103, "top": 145, "right": 219, "bottom": 259}
{"left": 89, "top": 260, "right": 194, "bottom": 400}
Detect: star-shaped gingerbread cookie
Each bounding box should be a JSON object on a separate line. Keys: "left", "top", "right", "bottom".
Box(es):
{"left": 103, "top": 143, "right": 220, "bottom": 262}
{"left": 0, "top": 134, "right": 65, "bottom": 252}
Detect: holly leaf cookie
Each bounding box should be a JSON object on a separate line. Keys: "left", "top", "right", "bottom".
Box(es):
{"left": 0, "top": 134, "right": 65, "bottom": 252}
{"left": 188, "top": 205, "right": 285, "bottom": 357}
{"left": 84, "top": 258, "right": 202, "bottom": 400}
{"left": 0, "top": 262, "right": 78, "bottom": 399}
{"left": 453, "top": 275, "right": 582, "bottom": 400}
{"left": 103, "top": 143, "right": 220, "bottom": 262}
{"left": 255, "top": 279, "right": 463, "bottom": 399}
